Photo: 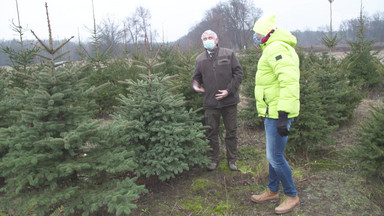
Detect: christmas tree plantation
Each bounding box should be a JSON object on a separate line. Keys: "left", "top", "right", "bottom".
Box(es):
{"left": 0, "top": 64, "right": 146, "bottom": 215}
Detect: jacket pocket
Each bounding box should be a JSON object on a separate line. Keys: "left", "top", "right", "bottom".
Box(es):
{"left": 217, "top": 59, "right": 230, "bottom": 65}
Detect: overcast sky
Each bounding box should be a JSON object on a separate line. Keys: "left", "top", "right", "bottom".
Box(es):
{"left": 0, "top": 0, "right": 383, "bottom": 42}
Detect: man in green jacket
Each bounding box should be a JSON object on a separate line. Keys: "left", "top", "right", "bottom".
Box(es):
{"left": 192, "top": 30, "right": 243, "bottom": 171}
{"left": 250, "top": 14, "right": 300, "bottom": 214}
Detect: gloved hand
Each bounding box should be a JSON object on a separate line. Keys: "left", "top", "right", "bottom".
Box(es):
{"left": 277, "top": 111, "right": 290, "bottom": 137}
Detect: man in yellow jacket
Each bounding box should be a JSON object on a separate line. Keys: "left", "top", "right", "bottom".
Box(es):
{"left": 250, "top": 14, "right": 300, "bottom": 214}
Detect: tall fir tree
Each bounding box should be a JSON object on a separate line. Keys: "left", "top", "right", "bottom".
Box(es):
{"left": 342, "top": 2, "right": 384, "bottom": 91}
{"left": 0, "top": 3, "right": 145, "bottom": 215}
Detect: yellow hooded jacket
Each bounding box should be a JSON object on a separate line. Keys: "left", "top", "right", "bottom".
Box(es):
{"left": 254, "top": 27, "right": 300, "bottom": 119}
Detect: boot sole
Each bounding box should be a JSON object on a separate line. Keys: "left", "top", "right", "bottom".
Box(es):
{"left": 251, "top": 196, "right": 279, "bottom": 203}
{"left": 275, "top": 201, "right": 300, "bottom": 214}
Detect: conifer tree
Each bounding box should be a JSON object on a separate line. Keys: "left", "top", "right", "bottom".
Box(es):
{"left": 288, "top": 67, "right": 336, "bottom": 154}
{"left": 343, "top": 1, "right": 384, "bottom": 90}
{"left": 0, "top": 78, "right": 16, "bottom": 157}
{"left": 116, "top": 74, "right": 210, "bottom": 181}
{"left": 0, "top": 3, "right": 145, "bottom": 215}
{"left": 114, "top": 39, "right": 210, "bottom": 181}
{"left": 1, "top": 0, "right": 39, "bottom": 89}
{"left": 351, "top": 101, "right": 384, "bottom": 179}
{"left": 321, "top": 0, "right": 341, "bottom": 67}
{"left": 171, "top": 46, "right": 202, "bottom": 113}
{"left": 155, "top": 44, "right": 179, "bottom": 76}
{"left": 237, "top": 48, "right": 263, "bottom": 128}
{"left": 314, "top": 66, "right": 362, "bottom": 126}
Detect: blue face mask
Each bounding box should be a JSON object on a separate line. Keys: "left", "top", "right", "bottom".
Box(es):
{"left": 253, "top": 33, "right": 262, "bottom": 46}
{"left": 203, "top": 39, "right": 216, "bottom": 50}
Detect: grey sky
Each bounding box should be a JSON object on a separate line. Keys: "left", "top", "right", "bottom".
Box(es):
{"left": 0, "top": 0, "right": 383, "bottom": 42}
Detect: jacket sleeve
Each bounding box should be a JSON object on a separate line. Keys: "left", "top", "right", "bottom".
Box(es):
{"left": 267, "top": 43, "right": 300, "bottom": 114}
{"left": 226, "top": 52, "right": 243, "bottom": 94}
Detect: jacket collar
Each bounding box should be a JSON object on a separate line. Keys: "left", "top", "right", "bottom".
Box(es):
{"left": 206, "top": 46, "right": 219, "bottom": 59}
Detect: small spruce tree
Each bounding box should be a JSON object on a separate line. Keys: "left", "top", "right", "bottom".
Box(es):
{"left": 314, "top": 66, "right": 363, "bottom": 126}
{"left": 288, "top": 67, "right": 336, "bottom": 154}
{"left": 237, "top": 48, "right": 263, "bottom": 128}
{"left": 116, "top": 74, "right": 210, "bottom": 181}
{"left": 1, "top": 1, "right": 39, "bottom": 89}
{"left": 351, "top": 101, "right": 384, "bottom": 179}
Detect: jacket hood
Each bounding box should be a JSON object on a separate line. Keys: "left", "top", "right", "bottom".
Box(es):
{"left": 253, "top": 14, "right": 277, "bottom": 36}
{"left": 261, "top": 28, "right": 297, "bottom": 49}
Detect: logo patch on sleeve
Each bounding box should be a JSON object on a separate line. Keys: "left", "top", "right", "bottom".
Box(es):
{"left": 275, "top": 55, "right": 282, "bottom": 61}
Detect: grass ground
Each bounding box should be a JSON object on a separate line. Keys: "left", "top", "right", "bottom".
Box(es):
{"left": 130, "top": 98, "right": 384, "bottom": 216}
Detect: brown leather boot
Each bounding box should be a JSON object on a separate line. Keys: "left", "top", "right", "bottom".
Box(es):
{"left": 251, "top": 188, "right": 279, "bottom": 203}
{"left": 275, "top": 195, "right": 299, "bottom": 214}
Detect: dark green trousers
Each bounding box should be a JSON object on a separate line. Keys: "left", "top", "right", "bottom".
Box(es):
{"left": 204, "top": 105, "right": 238, "bottom": 164}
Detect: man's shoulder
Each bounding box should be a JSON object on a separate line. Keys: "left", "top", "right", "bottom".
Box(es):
{"left": 196, "top": 51, "right": 208, "bottom": 62}
{"left": 218, "top": 47, "right": 234, "bottom": 56}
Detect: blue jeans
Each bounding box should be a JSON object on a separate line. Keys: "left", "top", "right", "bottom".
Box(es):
{"left": 264, "top": 117, "right": 297, "bottom": 197}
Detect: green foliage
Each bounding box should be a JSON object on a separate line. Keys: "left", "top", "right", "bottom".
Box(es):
{"left": 0, "top": 78, "right": 17, "bottom": 158}
{"left": 288, "top": 67, "right": 336, "bottom": 153}
{"left": 84, "top": 58, "right": 141, "bottom": 116}
{"left": 1, "top": 22, "right": 39, "bottom": 74}
{"left": 237, "top": 48, "right": 263, "bottom": 128}
{"left": 0, "top": 65, "right": 145, "bottom": 215}
{"left": 351, "top": 102, "right": 384, "bottom": 179}
{"left": 2, "top": 46, "right": 39, "bottom": 70}
{"left": 154, "top": 44, "right": 180, "bottom": 76}
{"left": 169, "top": 47, "right": 203, "bottom": 115}
{"left": 343, "top": 39, "right": 384, "bottom": 90}
{"left": 321, "top": 32, "right": 341, "bottom": 50}
{"left": 342, "top": 7, "right": 384, "bottom": 90}
{"left": 288, "top": 50, "right": 362, "bottom": 153}
{"left": 314, "top": 65, "right": 362, "bottom": 127}
{"left": 0, "top": 77, "right": 18, "bottom": 130}
{"left": 114, "top": 74, "right": 210, "bottom": 181}
{"left": 1, "top": 22, "right": 39, "bottom": 89}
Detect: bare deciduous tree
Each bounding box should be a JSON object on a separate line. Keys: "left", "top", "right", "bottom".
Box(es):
{"left": 123, "top": 6, "right": 158, "bottom": 53}
{"left": 98, "top": 17, "right": 123, "bottom": 56}
{"left": 181, "top": 0, "right": 262, "bottom": 50}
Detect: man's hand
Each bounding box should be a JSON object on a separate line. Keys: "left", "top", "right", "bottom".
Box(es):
{"left": 215, "top": 90, "right": 228, "bottom": 100}
{"left": 192, "top": 80, "right": 205, "bottom": 93}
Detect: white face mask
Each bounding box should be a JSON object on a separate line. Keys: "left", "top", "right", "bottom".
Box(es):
{"left": 203, "top": 39, "right": 216, "bottom": 50}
